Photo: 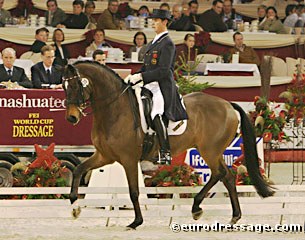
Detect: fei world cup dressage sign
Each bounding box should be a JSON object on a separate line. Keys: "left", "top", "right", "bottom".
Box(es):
{"left": 185, "top": 137, "right": 264, "bottom": 184}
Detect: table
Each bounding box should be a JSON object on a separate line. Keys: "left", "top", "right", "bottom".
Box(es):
{"left": 204, "top": 63, "right": 260, "bottom": 77}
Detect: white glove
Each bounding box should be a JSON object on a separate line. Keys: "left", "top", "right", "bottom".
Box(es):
{"left": 129, "top": 73, "right": 143, "bottom": 85}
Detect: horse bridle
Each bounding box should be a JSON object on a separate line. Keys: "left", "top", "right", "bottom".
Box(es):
{"left": 63, "top": 66, "right": 131, "bottom": 117}
{"left": 63, "top": 71, "right": 91, "bottom": 117}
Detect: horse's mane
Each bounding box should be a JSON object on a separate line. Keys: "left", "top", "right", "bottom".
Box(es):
{"left": 72, "top": 60, "right": 140, "bottom": 129}
{"left": 73, "top": 60, "right": 126, "bottom": 84}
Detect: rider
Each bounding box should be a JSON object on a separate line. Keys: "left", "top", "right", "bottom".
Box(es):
{"left": 124, "top": 9, "right": 188, "bottom": 165}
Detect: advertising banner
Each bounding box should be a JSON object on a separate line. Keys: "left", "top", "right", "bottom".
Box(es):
{"left": 0, "top": 90, "right": 92, "bottom": 146}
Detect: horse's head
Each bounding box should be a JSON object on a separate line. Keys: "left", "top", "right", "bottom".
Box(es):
{"left": 62, "top": 64, "right": 91, "bottom": 125}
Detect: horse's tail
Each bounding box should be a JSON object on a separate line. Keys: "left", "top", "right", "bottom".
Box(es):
{"left": 231, "top": 102, "right": 275, "bottom": 198}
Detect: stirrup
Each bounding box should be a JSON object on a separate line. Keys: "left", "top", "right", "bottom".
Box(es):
{"left": 156, "top": 151, "right": 172, "bottom": 165}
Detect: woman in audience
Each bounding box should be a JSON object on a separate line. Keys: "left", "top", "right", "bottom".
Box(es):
{"left": 127, "top": 31, "right": 147, "bottom": 61}
{"left": 259, "top": 6, "right": 286, "bottom": 34}
{"left": 52, "top": 28, "right": 70, "bottom": 66}
{"left": 176, "top": 33, "right": 197, "bottom": 65}
{"left": 137, "top": 5, "right": 150, "bottom": 17}
{"left": 85, "top": 29, "right": 112, "bottom": 57}
{"left": 85, "top": 1, "right": 97, "bottom": 29}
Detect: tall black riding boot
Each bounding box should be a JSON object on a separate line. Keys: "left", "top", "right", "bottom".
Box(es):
{"left": 153, "top": 115, "right": 171, "bottom": 165}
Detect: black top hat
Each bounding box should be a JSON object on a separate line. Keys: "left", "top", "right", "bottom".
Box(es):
{"left": 149, "top": 9, "right": 172, "bottom": 20}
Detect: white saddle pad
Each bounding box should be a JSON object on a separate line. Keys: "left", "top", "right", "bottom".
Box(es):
{"left": 134, "top": 87, "right": 187, "bottom": 136}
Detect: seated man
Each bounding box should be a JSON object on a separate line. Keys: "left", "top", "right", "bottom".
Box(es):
{"left": 222, "top": 0, "right": 242, "bottom": 30}
{"left": 168, "top": 4, "right": 195, "bottom": 31}
{"left": 0, "top": 0, "right": 11, "bottom": 26}
{"left": 58, "top": 0, "right": 88, "bottom": 29}
{"left": 45, "top": 0, "right": 67, "bottom": 27}
{"left": 97, "top": 0, "right": 121, "bottom": 30}
{"left": 93, "top": 49, "right": 106, "bottom": 65}
{"left": 0, "top": 48, "right": 33, "bottom": 88}
{"left": 229, "top": 32, "right": 260, "bottom": 66}
{"left": 31, "top": 45, "right": 63, "bottom": 89}
{"left": 197, "top": 0, "right": 227, "bottom": 32}
{"left": 30, "top": 27, "right": 49, "bottom": 53}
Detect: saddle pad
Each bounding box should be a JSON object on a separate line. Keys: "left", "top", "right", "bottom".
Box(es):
{"left": 134, "top": 87, "right": 187, "bottom": 135}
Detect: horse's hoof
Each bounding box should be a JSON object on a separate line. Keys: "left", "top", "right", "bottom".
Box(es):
{"left": 229, "top": 216, "right": 241, "bottom": 225}
{"left": 72, "top": 206, "right": 81, "bottom": 219}
{"left": 69, "top": 194, "right": 77, "bottom": 205}
{"left": 192, "top": 209, "right": 203, "bottom": 220}
{"left": 125, "top": 226, "right": 137, "bottom": 231}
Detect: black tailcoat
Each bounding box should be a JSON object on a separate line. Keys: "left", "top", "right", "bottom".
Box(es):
{"left": 141, "top": 33, "right": 188, "bottom": 121}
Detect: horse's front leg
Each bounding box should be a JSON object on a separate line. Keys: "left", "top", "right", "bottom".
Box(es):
{"left": 70, "top": 151, "right": 105, "bottom": 204}
{"left": 123, "top": 160, "right": 143, "bottom": 230}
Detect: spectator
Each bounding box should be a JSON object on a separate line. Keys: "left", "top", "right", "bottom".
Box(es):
{"left": 30, "top": 27, "right": 49, "bottom": 53}
{"left": 127, "top": 31, "right": 147, "bottom": 61}
{"left": 0, "top": 48, "right": 32, "bottom": 88}
{"left": 256, "top": 5, "right": 267, "bottom": 26}
{"left": 31, "top": 45, "right": 62, "bottom": 89}
{"left": 283, "top": 4, "right": 297, "bottom": 28}
{"left": 97, "top": 0, "right": 121, "bottom": 30}
{"left": 259, "top": 6, "right": 286, "bottom": 34}
{"left": 229, "top": 32, "right": 260, "bottom": 66}
{"left": 93, "top": 49, "right": 106, "bottom": 65}
{"left": 188, "top": 0, "right": 199, "bottom": 24}
{"left": 160, "top": 3, "right": 170, "bottom": 11}
{"left": 197, "top": 0, "right": 227, "bottom": 32}
{"left": 59, "top": 0, "right": 88, "bottom": 29}
{"left": 222, "top": 0, "right": 242, "bottom": 29}
{"left": 137, "top": 5, "right": 150, "bottom": 17}
{"left": 0, "top": 0, "right": 11, "bottom": 27}
{"left": 45, "top": 0, "right": 67, "bottom": 27}
{"left": 168, "top": 4, "right": 195, "bottom": 31}
{"left": 176, "top": 33, "right": 197, "bottom": 64}
{"left": 85, "top": 1, "right": 97, "bottom": 29}
{"left": 85, "top": 29, "right": 112, "bottom": 57}
{"left": 52, "top": 28, "right": 70, "bottom": 66}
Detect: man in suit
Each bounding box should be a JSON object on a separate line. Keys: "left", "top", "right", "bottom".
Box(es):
{"left": 197, "top": 0, "right": 227, "bottom": 32}
{"left": 97, "top": 0, "right": 121, "bottom": 30}
{"left": 124, "top": 9, "right": 188, "bottom": 165}
{"left": 30, "top": 27, "right": 49, "bottom": 53}
{"left": 31, "top": 45, "right": 62, "bottom": 89}
{"left": 0, "top": 48, "right": 32, "bottom": 88}
{"left": 45, "top": 0, "right": 67, "bottom": 27}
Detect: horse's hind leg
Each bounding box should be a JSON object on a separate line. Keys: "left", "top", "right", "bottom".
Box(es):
{"left": 70, "top": 151, "right": 107, "bottom": 204}
{"left": 123, "top": 160, "right": 143, "bottom": 230}
{"left": 192, "top": 156, "right": 226, "bottom": 220}
{"left": 221, "top": 162, "right": 241, "bottom": 224}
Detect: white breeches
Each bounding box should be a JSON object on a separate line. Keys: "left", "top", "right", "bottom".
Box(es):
{"left": 144, "top": 82, "right": 164, "bottom": 120}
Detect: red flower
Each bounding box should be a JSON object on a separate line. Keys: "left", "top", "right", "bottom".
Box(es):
{"left": 263, "top": 132, "right": 272, "bottom": 142}
{"left": 278, "top": 132, "right": 285, "bottom": 141}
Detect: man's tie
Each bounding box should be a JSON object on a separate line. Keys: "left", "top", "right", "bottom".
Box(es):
{"left": 7, "top": 69, "right": 12, "bottom": 79}
{"left": 46, "top": 69, "right": 51, "bottom": 83}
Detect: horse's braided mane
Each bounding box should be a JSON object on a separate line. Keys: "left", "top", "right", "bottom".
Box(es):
{"left": 73, "top": 60, "right": 126, "bottom": 84}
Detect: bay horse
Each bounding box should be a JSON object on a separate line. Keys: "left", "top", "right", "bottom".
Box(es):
{"left": 62, "top": 61, "right": 274, "bottom": 230}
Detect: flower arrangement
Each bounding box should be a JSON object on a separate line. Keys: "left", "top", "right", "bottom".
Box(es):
{"left": 231, "top": 144, "right": 271, "bottom": 185}
{"left": 144, "top": 163, "right": 202, "bottom": 187}
{"left": 280, "top": 64, "right": 305, "bottom": 125}
{"left": 10, "top": 143, "right": 69, "bottom": 199}
{"left": 194, "top": 31, "right": 211, "bottom": 53}
{"left": 248, "top": 96, "right": 288, "bottom": 142}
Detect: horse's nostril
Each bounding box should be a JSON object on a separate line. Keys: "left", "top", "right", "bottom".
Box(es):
{"left": 67, "top": 115, "right": 78, "bottom": 124}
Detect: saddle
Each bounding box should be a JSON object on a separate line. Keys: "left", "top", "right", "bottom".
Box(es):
{"left": 138, "top": 87, "right": 187, "bottom": 160}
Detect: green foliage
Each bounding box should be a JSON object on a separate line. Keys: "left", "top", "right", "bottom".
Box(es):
{"left": 175, "top": 53, "right": 213, "bottom": 95}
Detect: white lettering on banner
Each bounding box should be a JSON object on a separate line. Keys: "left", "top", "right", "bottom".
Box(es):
{"left": 185, "top": 137, "right": 264, "bottom": 184}
{"left": 0, "top": 94, "right": 65, "bottom": 108}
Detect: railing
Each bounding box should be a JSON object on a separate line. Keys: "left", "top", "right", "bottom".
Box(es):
{"left": 0, "top": 185, "right": 305, "bottom": 226}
